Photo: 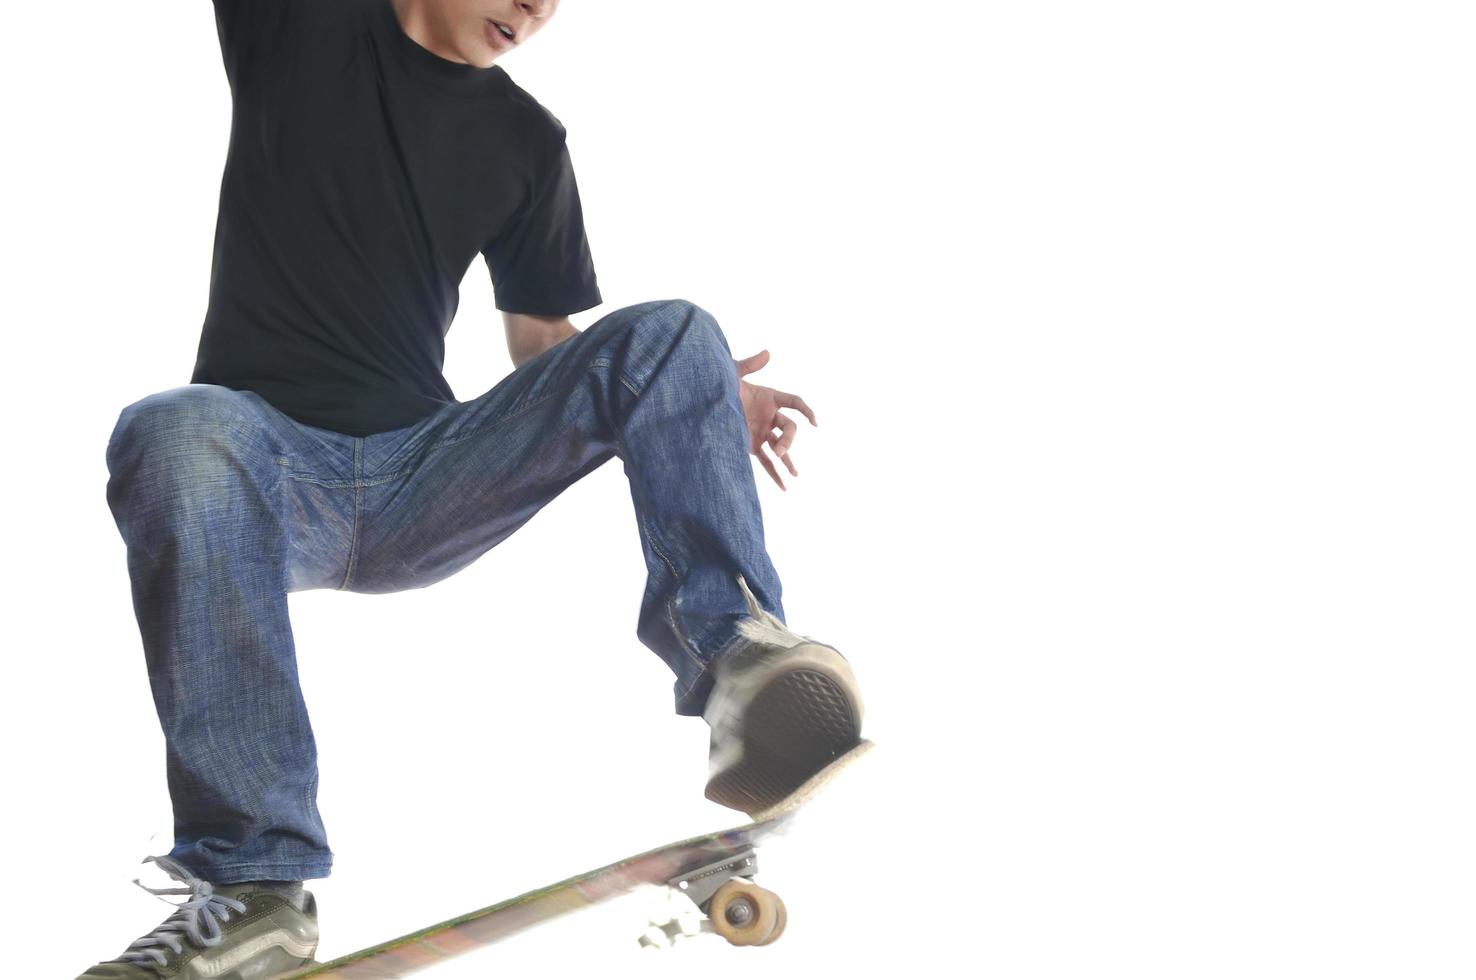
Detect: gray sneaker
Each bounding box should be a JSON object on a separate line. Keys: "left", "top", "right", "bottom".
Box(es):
{"left": 702, "top": 574, "right": 865, "bottom": 816}
{"left": 77, "top": 855, "right": 318, "bottom": 980}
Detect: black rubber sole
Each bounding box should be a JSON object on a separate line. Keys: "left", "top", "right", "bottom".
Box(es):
{"left": 705, "top": 667, "right": 862, "bottom": 814}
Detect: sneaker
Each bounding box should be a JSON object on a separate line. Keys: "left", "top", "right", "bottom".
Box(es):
{"left": 76, "top": 855, "right": 318, "bottom": 980}
{"left": 702, "top": 574, "right": 865, "bottom": 817}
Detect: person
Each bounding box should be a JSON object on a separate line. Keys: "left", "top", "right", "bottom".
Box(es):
{"left": 81, "top": 1, "right": 864, "bottom": 976}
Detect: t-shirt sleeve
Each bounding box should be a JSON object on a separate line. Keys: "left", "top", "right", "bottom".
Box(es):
{"left": 483, "top": 136, "right": 603, "bottom": 317}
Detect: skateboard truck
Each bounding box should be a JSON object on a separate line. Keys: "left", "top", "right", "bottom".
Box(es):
{"left": 639, "top": 851, "right": 765, "bottom": 949}
{"left": 653, "top": 850, "right": 788, "bottom": 947}
{"left": 669, "top": 851, "right": 760, "bottom": 912}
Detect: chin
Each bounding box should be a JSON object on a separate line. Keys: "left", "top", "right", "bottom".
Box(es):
{"left": 464, "top": 44, "right": 498, "bottom": 68}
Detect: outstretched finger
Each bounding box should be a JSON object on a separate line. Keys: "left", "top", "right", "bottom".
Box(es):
{"left": 757, "top": 443, "right": 787, "bottom": 491}
{"left": 768, "top": 436, "right": 799, "bottom": 477}
{"left": 775, "top": 390, "right": 817, "bottom": 426}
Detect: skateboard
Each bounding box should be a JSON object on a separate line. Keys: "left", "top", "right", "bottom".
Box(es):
{"left": 277, "top": 739, "right": 874, "bottom": 977}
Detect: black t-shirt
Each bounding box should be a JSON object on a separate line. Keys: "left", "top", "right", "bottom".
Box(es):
{"left": 191, "top": 0, "right": 602, "bottom": 436}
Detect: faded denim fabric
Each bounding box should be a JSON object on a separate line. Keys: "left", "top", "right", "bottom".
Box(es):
{"left": 104, "top": 299, "right": 786, "bottom": 882}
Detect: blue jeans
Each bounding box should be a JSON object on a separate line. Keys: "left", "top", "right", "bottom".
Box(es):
{"left": 104, "top": 299, "right": 786, "bottom": 883}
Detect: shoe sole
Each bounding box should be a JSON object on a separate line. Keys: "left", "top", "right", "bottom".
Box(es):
{"left": 704, "top": 664, "right": 862, "bottom": 814}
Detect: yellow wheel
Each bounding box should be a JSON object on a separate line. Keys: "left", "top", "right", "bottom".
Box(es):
{"left": 755, "top": 893, "right": 788, "bottom": 946}
{"left": 708, "top": 880, "right": 780, "bottom": 947}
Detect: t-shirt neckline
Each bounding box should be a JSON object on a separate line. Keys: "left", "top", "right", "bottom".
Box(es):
{"left": 369, "top": 0, "right": 508, "bottom": 93}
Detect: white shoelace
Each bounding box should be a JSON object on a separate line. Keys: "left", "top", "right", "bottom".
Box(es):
{"left": 117, "top": 854, "right": 249, "bottom": 968}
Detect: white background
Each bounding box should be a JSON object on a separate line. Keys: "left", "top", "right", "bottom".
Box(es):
{"left": 3, "top": 1, "right": 1473, "bottom": 977}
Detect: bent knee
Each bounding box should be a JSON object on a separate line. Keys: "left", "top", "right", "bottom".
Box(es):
{"left": 632, "top": 298, "right": 734, "bottom": 362}
{"left": 655, "top": 298, "right": 722, "bottom": 335}
{"left": 107, "top": 385, "right": 275, "bottom": 473}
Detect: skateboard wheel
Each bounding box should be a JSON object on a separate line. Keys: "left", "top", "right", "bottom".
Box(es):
{"left": 709, "top": 880, "right": 780, "bottom": 947}
{"left": 754, "top": 893, "right": 787, "bottom": 946}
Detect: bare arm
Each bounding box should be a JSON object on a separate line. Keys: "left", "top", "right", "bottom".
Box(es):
{"left": 502, "top": 312, "right": 580, "bottom": 368}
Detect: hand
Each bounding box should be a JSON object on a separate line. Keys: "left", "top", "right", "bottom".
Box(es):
{"left": 733, "top": 349, "right": 818, "bottom": 491}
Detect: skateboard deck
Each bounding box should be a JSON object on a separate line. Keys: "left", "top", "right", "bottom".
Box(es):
{"left": 277, "top": 739, "right": 874, "bottom": 978}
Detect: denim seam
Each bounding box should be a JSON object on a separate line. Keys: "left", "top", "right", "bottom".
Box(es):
{"left": 619, "top": 435, "right": 707, "bottom": 684}
{"left": 302, "top": 768, "right": 324, "bottom": 841}
{"left": 645, "top": 515, "right": 708, "bottom": 683}
{"left": 634, "top": 507, "right": 680, "bottom": 596}
{"left": 284, "top": 472, "right": 406, "bottom": 489}
{"left": 340, "top": 438, "right": 363, "bottom": 590}
{"left": 584, "top": 350, "right": 701, "bottom": 686}
{"left": 672, "top": 626, "right": 711, "bottom": 702}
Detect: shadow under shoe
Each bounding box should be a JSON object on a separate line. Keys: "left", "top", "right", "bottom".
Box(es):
{"left": 77, "top": 855, "right": 318, "bottom": 980}
{"left": 703, "top": 574, "right": 865, "bottom": 816}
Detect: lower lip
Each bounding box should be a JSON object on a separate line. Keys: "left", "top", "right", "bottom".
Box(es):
{"left": 485, "top": 21, "right": 514, "bottom": 50}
